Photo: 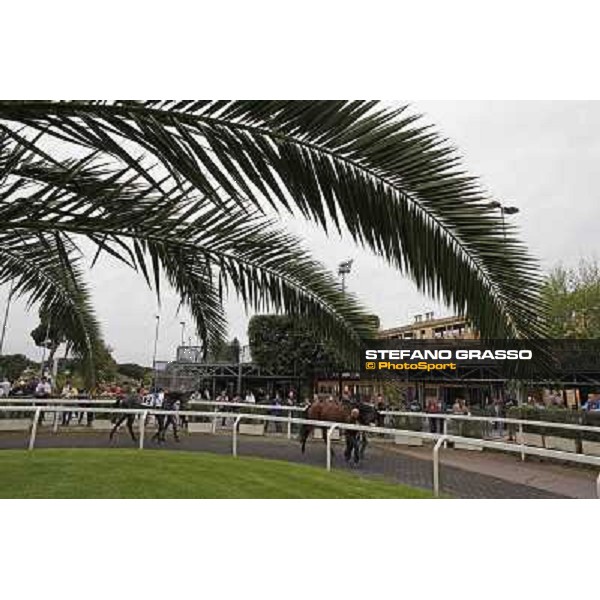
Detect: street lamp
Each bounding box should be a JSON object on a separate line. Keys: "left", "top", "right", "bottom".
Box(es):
{"left": 487, "top": 201, "right": 520, "bottom": 241}
{"left": 0, "top": 280, "right": 15, "bottom": 356}
{"left": 488, "top": 201, "right": 521, "bottom": 405}
{"left": 336, "top": 259, "right": 353, "bottom": 398}
{"left": 179, "top": 321, "right": 186, "bottom": 347}
{"left": 338, "top": 259, "right": 354, "bottom": 293}
{"left": 152, "top": 315, "right": 160, "bottom": 389}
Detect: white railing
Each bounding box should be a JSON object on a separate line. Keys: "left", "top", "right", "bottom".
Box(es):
{"left": 188, "top": 399, "right": 305, "bottom": 412}
{"left": 0, "top": 398, "right": 305, "bottom": 438}
{"left": 0, "top": 397, "right": 305, "bottom": 409}
{"left": 0, "top": 397, "right": 114, "bottom": 405}
{"left": 5, "top": 399, "right": 596, "bottom": 438}
{"left": 188, "top": 400, "right": 304, "bottom": 438}
{"left": 380, "top": 409, "right": 600, "bottom": 461}
{"left": 1, "top": 404, "right": 600, "bottom": 498}
{"left": 380, "top": 409, "right": 600, "bottom": 434}
{"left": 0, "top": 397, "right": 304, "bottom": 411}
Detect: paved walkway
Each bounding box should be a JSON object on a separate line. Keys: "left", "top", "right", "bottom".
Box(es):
{"left": 2, "top": 426, "right": 595, "bottom": 498}
{"left": 387, "top": 444, "right": 597, "bottom": 499}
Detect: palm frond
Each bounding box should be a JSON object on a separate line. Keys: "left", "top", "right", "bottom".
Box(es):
{"left": 0, "top": 101, "right": 547, "bottom": 340}
{"left": 1, "top": 132, "right": 378, "bottom": 366}
{"left": 0, "top": 229, "right": 101, "bottom": 386}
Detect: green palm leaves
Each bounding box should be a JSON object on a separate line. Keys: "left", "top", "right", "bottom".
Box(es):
{"left": 0, "top": 101, "right": 545, "bottom": 380}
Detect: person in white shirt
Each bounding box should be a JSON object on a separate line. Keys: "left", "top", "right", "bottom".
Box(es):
{"left": 61, "top": 380, "right": 78, "bottom": 425}
{"left": 35, "top": 377, "right": 52, "bottom": 398}
{"left": 244, "top": 390, "right": 256, "bottom": 404}
{"left": 35, "top": 377, "right": 52, "bottom": 425}
{"left": 0, "top": 376, "right": 11, "bottom": 398}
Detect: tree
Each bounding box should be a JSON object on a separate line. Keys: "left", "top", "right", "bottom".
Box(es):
{"left": 93, "top": 343, "right": 119, "bottom": 384}
{"left": 208, "top": 338, "right": 241, "bottom": 363}
{"left": 0, "top": 353, "right": 38, "bottom": 381}
{"left": 0, "top": 101, "right": 546, "bottom": 378}
{"left": 117, "top": 363, "right": 152, "bottom": 382}
{"left": 54, "top": 342, "right": 118, "bottom": 389}
{"left": 542, "top": 259, "right": 600, "bottom": 338}
{"left": 248, "top": 315, "right": 348, "bottom": 380}
{"left": 30, "top": 310, "right": 67, "bottom": 367}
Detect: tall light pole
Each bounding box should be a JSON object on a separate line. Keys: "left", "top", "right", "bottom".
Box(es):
{"left": 338, "top": 259, "right": 354, "bottom": 293}
{"left": 336, "top": 260, "right": 353, "bottom": 399}
{"left": 0, "top": 280, "right": 15, "bottom": 356}
{"left": 152, "top": 315, "right": 160, "bottom": 389}
{"left": 179, "top": 321, "right": 186, "bottom": 347}
{"left": 488, "top": 201, "right": 521, "bottom": 406}
{"left": 487, "top": 201, "right": 520, "bottom": 241}
{"left": 39, "top": 316, "right": 52, "bottom": 378}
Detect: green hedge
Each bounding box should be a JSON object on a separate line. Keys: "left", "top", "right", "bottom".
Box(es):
{"left": 392, "top": 414, "right": 424, "bottom": 432}
{"left": 0, "top": 410, "right": 34, "bottom": 420}
{"left": 507, "top": 406, "right": 600, "bottom": 445}
{"left": 448, "top": 408, "right": 494, "bottom": 439}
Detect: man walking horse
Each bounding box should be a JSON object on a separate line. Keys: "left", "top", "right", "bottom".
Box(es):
{"left": 299, "top": 395, "right": 380, "bottom": 464}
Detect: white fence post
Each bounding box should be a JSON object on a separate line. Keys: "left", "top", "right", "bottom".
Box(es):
{"left": 326, "top": 425, "right": 338, "bottom": 471}
{"left": 232, "top": 415, "right": 242, "bottom": 457}
{"left": 433, "top": 436, "right": 447, "bottom": 497}
{"left": 443, "top": 418, "right": 448, "bottom": 448}
{"left": 28, "top": 407, "right": 41, "bottom": 451}
{"left": 52, "top": 408, "right": 60, "bottom": 433}
{"left": 212, "top": 405, "right": 218, "bottom": 434}
{"left": 287, "top": 410, "right": 292, "bottom": 440}
{"left": 519, "top": 423, "right": 525, "bottom": 461}
{"left": 597, "top": 472, "right": 600, "bottom": 499}
{"left": 139, "top": 410, "right": 148, "bottom": 450}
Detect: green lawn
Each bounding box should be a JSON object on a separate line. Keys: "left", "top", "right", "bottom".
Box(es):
{"left": 0, "top": 449, "right": 433, "bottom": 499}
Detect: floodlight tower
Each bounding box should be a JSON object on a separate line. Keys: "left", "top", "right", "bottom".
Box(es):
{"left": 338, "top": 259, "right": 354, "bottom": 293}
{"left": 487, "top": 201, "right": 520, "bottom": 241}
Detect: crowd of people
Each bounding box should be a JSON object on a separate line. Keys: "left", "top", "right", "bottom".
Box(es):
{"left": 0, "top": 374, "right": 57, "bottom": 398}
{"left": 4, "top": 370, "right": 600, "bottom": 441}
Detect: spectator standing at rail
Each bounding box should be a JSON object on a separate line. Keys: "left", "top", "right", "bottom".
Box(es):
{"left": 77, "top": 388, "right": 93, "bottom": 426}
{"left": 0, "top": 375, "right": 11, "bottom": 398}
{"left": 218, "top": 390, "right": 230, "bottom": 427}
{"left": 492, "top": 398, "right": 506, "bottom": 437}
{"left": 451, "top": 397, "right": 469, "bottom": 436}
{"left": 426, "top": 398, "right": 442, "bottom": 434}
{"left": 61, "top": 379, "right": 78, "bottom": 426}
{"left": 451, "top": 397, "right": 469, "bottom": 416}
{"left": 266, "top": 391, "right": 282, "bottom": 434}
{"left": 35, "top": 377, "right": 52, "bottom": 398}
{"left": 245, "top": 390, "right": 256, "bottom": 404}
{"left": 34, "top": 377, "right": 52, "bottom": 425}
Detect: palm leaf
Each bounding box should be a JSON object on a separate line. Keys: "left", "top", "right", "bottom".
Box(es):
{"left": 1, "top": 132, "right": 378, "bottom": 368}
{"left": 0, "top": 101, "right": 547, "bottom": 341}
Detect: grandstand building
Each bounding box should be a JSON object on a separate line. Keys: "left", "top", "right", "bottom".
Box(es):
{"left": 378, "top": 312, "right": 478, "bottom": 341}
{"left": 315, "top": 313, "right": 485, "bottom": 406}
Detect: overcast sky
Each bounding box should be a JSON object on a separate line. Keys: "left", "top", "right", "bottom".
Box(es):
{"left": 2, "top": 101, "right": 599, "bottom": 366}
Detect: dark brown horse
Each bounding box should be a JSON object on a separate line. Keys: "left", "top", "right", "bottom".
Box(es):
{"left": 299, "top": 398, "right": 379, "bottom": 464}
